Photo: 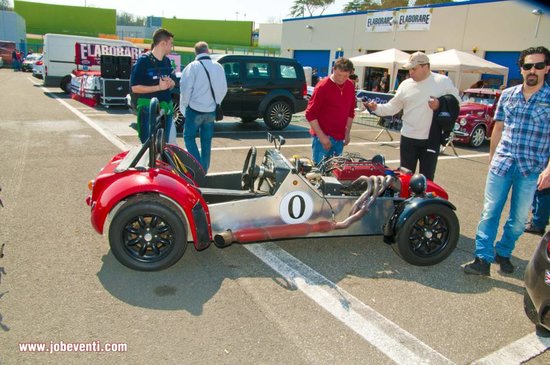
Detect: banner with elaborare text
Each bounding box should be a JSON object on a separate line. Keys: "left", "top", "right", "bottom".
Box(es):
{"left": 365, "top": 8, "right": 433, "bottom": 32}
{"left": 74, "top": 42, "right": 142, "bottom": 66}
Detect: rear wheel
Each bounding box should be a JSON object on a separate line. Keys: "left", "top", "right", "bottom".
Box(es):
{"left": 393, "top": 204, "right": 459, "bottom": 266}
{"left": 264, "top": 100, "right": 292, "bottom": 130}
{"left": 61, "top": 75, "right": 72, "bottom": 94}
{"left": 108, "top": 196, "right": 187, "bottom": 271}
{"left": 469, "top": 125, "right": 486, "bottom": 148}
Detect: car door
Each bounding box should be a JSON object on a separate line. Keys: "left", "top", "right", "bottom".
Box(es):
{"left": 241, "top": 61, "right": 273, "bottom": 113}
{"left": 218, "top": 59, "right": 243, "bottom": 115}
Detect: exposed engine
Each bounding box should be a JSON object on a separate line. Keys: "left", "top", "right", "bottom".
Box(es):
{"left": 290, "top": 153, "right": 401, "bottom": 198}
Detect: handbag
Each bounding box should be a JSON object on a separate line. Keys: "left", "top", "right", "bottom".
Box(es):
{"left": 199, "top": 60, "right": 223, "bottom": 121}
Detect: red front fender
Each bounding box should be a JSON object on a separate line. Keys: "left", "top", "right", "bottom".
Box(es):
{"left": 89, "top": 169, "right": 211, "bottom": 249}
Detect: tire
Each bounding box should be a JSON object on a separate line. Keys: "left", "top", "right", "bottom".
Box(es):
{"left": 61, "top": 75, "right": 72, "bottom": 94}
{"left": 392, "top": 204, "right": 459, "bottom": 266}
{"left": 469, "top": 125, "right": 486, "bottom": 148}
{"left": 263, "top": 100, "right": 292, "bottom": 130}
{"left": 108, "top": 196, "right": 188, "bottom": 271}
{"left": 524, "top": 289, "right": 538, "bottom": 325}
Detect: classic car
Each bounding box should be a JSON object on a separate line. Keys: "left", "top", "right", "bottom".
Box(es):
{"left": 452, "top": 88, "right": 501, "bottom": 148}
{"left": 524, "top": 230, "right": 550, "bottom": 337}
{"left": 86, "top": 99, "right": 460, "bottom": 271}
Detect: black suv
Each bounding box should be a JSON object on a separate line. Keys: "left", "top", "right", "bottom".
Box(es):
{"left": 212, "top": 54, "right": 308, "bottom": 130}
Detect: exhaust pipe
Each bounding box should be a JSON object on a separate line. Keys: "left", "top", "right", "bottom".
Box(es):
{"left": 213, "top": 175, "right": 395, "bottom": 247}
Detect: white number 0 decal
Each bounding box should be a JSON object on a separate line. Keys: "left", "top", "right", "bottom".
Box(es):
{"left": 279, "top": 191, "right": 314, "bottom": 224}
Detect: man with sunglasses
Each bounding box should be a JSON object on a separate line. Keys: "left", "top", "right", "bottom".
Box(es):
{"left": 464, "top": 46, "right": 550, "bottom": 276}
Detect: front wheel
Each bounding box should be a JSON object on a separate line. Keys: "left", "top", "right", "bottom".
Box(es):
{"left": 108, "top": 196, "right": 188, "bottom": 271}
{"left": 392, "top": 204, "right": 459, "bottom": 266}
{"left": 469, "top": 125, "right": 486, "bottom": 148}
{"left": 263, "top": 100, "right": 292, "bottom": 130}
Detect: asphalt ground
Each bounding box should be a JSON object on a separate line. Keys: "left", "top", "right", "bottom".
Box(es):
{"left": 0, "top": 68, "right": 549, "bottom": 364}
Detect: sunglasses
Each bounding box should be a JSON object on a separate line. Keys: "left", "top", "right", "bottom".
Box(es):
{"left": 521, "top": 62, "right": 546, "bottom": 71}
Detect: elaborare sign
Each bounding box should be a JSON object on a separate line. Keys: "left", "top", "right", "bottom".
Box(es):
{"left": 74, "top": 42, "right": 142, "bottom": 66}
{"left": 396, "top": 8, "right": 432, "bottom": 31}
{"left": 365, "top": 11, "right": 394, "bottom": 32}
{"left": 365, "top": 8, "right": 432, "bottom": 32}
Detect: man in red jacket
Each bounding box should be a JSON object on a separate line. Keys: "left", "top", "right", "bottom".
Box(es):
{"left": 305, "top": 58, "right": 356, "bottom": 164}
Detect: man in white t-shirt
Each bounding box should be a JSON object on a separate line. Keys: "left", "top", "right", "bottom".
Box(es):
{"left": 365, "top": 52, "right": 460, "bottom": 180}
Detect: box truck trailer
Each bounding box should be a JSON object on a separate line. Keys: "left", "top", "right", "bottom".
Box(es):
{"left": 43, "top": 34, "right": 140, "bottom": 93}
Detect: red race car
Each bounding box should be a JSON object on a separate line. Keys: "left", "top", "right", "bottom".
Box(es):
{"left": 452, "top": 88, "right": 501, "bottom": 148}
{"left": 86, "top": 99, "right": 460, "bottom": 271}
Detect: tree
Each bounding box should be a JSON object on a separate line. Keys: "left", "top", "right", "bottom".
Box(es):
{"left": 414, "top": 0, "right": 450, "bottom": 5}
{"left": 342, "top": 0, "right": 449, "bottom": 13}
{"left": 116, "top": 11, "right": 146, "bottom": 26}
{"left": 289, "top": 0, "right": 335, "bottom": 18}
{"left": 0, "top": 0, "right": 13, "bottom": 11}
{"left": 343, "top": 0, "right": 380, "bottom": 12}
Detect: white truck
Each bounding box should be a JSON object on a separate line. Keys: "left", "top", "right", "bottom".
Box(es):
{"left": 42, "top": 33, "right": 139, "bottom": 93}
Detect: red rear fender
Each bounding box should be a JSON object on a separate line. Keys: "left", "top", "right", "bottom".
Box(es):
{"left": 89, "top": 171, "right": 210, "bottom": 244}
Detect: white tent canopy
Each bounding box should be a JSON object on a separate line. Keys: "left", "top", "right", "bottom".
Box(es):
{"left": 349, "top": 48, "right": 410, "bottom": 92}
{"left": 427, "top": 49, "right": 509, "bottom": 90}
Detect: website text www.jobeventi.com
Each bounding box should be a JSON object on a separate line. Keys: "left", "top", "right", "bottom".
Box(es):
{"left": 18, "top": 340, "right": 128, "bottom": 354}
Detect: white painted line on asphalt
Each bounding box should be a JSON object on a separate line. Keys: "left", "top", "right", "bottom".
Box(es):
{"left": 212, "top": 140, "right": 401, "bottom": 151}
{"left": 27, "top": 77, "right": 42, "bottom": 86}
{"left": 246, "top": 242, "right": 455, "bottom": 365}
{"left": 28, "top": 78, "right": 130, "bottom": 151}
{"left": 212, "top": 128, "right": 378, "bottom": 135}
{"left": 471, "top": 332, "right": 550, "bottom": 364}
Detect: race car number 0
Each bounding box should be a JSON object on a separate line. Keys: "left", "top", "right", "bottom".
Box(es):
{"left": 279, "top": 191, "right": 314, "bottom": 224}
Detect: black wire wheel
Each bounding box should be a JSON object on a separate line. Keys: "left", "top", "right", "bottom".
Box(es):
{"left": 393, "top": 204, "right": 459, "bottom": 266}
{"left": 263, "top": 100, "right": 292, "bottom": 130}
{"left": 108, "top": 196, "right": 187, "bottom": 271}
{"left": 173, "top": 102, "right": 185, "bottom": 133}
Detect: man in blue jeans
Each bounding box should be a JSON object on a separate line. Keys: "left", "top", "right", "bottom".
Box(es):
{"left": 180, "top": 41, "right": 227, "bottom": 173}
{"left": 525, "top": 188, "right": 550, "bottom": 235}
{"left": 464, "top": 46, "right": 550, "bottom": 276}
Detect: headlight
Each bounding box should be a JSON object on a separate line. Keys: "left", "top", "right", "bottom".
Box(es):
{"left": 453, "top": 122, "right": 460, "bottom": 131}
{"left": 459, "top": 118, "right": 468, "bottom": 126}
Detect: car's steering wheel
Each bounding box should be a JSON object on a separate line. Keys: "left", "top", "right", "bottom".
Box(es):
{"left": 242, "top": 146, "right": 257, "bottom": 191}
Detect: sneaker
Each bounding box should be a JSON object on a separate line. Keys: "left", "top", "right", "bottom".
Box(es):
{"left": 495, "top": 254, "right": 515, "bottom": 274}
{"left": 464, "top": 257, "right": 490, "bottom": 276}
{"left": 525, "top": 222, "right": 545, "bottom": 235}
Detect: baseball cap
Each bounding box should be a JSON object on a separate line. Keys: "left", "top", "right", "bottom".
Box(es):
{"left": 403, "top": 51, "right": 430, "bottom": 70}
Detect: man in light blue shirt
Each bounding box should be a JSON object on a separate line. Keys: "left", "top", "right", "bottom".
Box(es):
{"left": 464, "top": 46, "right": 550, "bottom": 276}
{"left": 180, "top": 41, "right": 228, "bottom": 172}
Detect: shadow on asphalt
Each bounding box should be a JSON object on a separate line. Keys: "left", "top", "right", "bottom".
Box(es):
{"left": 96, "top": 231, "right": 526, "bottom": 315}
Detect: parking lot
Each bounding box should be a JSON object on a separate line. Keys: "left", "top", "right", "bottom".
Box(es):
{"left": 0, "top": 68, "right": 549, "bottom": 364}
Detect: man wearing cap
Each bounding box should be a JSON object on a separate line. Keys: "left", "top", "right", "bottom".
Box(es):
{"left": 365, "top": 51, "right": 459, "bottom": 180}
